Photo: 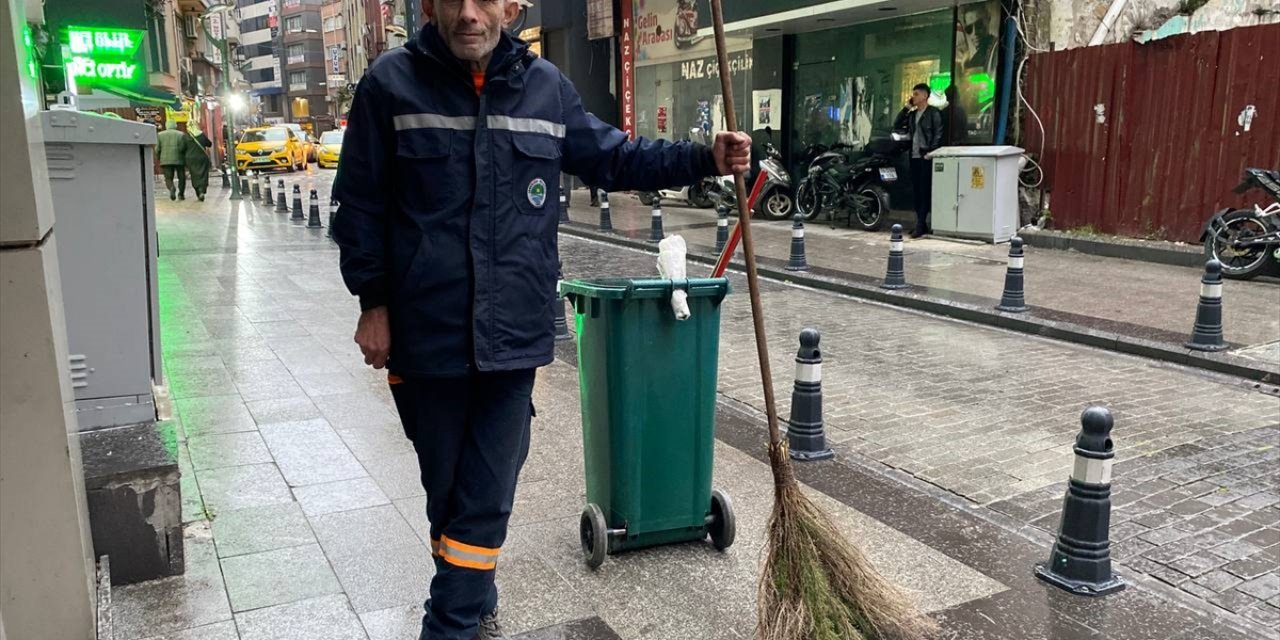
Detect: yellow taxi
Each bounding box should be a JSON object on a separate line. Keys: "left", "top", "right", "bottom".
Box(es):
{"left": 316, "top": 129, "right": 344, "bottom": 169}
{"left": 235, "top": 126, "right": 308, "bottom": 173}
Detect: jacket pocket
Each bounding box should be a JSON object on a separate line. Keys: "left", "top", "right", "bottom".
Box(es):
{"left": 510, "top": 134, "right": 561, "bottom": 216}
{"left": 396, "top": 130, "right": 469, "bottom": 213}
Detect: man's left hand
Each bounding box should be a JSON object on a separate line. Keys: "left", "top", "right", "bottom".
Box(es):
{"left": 712, "top": 132, "right": 752, "bottom": 175}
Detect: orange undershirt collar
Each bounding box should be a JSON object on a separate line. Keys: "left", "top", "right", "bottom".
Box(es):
{"left": 471, "top": 70, "right": 485, "bottom": 96}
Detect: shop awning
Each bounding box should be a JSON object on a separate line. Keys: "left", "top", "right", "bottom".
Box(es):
{"left": 100, "top": 83, "right": 183, "bottom": 109}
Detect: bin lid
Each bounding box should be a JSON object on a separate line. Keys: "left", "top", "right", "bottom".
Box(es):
{"left": 929, "top": 145, "right": 1024, "bottom": 158}
{"left": 40, "top": 110, "right": 158, "bottom": 145}
{"left": 560, "top": 277, "right": 730, "bottom": 300}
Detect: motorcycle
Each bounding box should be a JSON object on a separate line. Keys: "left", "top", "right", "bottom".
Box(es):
{"left": 638, "top": 178, "right": 717, "bottom": 209}
{"left": 752, "top": 140, "right": 795, "bottom": 220}
{"left": 793, "top": 133, "right": 906, "bottom": 231}
{"left": 1202, "top": 168, "right": 1280, "bottom": 280}
{"left": 639, "top": 127, "right": 717, "bottom": 209}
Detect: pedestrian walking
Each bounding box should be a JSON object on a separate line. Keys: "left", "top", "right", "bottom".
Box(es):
{"left": 329, "top": 3, "right": 751, "bottom": 640}
{"left": 156, "top": 120, "right": 193, "bottom": 201}
{"left": 184, "top": 127, "right": 213, "bottom": 202}
{"left": 894, "top": 83, "right": 943, "bottom": 238}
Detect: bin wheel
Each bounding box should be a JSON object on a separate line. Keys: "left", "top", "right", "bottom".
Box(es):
{"left": 580, "top": 503, "right": 608, "bottom": 569}
{"left": 709, "top": 489, "right": 736, "bottom": 551}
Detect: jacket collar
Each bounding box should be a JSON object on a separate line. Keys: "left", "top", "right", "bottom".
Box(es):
{"left": 410, "top": 23, "right": 531, "bottom": 84}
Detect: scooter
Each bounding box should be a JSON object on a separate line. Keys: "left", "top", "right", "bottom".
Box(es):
{"left": 640, "top": 128, "right": 717, "bottom": 209}
{"left": 794, "top": 132, "right": 906, "bottom": 231}
{"left": 1202, "top": 168, "right": 1280, "bottom": 280}
{"left": 753, "top": 140, "right": 794, "bottom": 220}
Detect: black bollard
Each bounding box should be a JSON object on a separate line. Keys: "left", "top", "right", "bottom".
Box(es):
{"left": 598, "top": 190, "right": 612, "bottom": 232}
{"left": 996, "top": 236, "right": 1028, "bottom": 313}
{"left": 250, "top": 175, "right": 261, "bottom": 201}
{"left": 291, "top": 185, "right": 304, "bottom": 220}
{"left": 715, "top": 204, "right": 730, "bottom": 254}
{"left": 327, "top": 197, "right": 338, "bottom": 238}
{"left": 558, "top": 176, "right": 570, "bottom": 224}
{"left": 787, "top": 329, "right": 833, "bottom": 461}
{"left": 880, "top": 224, "right": 908, "bottom": 289}
{"left": 307, "top": 189, "right": 323, "bottom": 228}
{"left": 1186, "top": 259, "right": 1228, "bottom": 351}
{"left": 553, "top": 261, "right": 571, "bottom": 342}
{"left": 221, "top": 167, "right": 231, "bottom": 189}
{"left": 786, "top": 213, "right": 809, "bottom": 272}
{"left": 1035, "top": 407, "right": 1126, "bottom": 597}
{"left": 240, "top": 177, "right": 250, "bottom": 196}
{"left": 276, "top": 179, "right": 288, "bottom": 213}
{"left": 649, "top": 196, "right": 664, "bottom": 243}
{"left": 264, "top": 178, "right": 275, "bottom": 206}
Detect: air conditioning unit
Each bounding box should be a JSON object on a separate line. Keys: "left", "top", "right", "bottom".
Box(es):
{"left": 180, "top": 57, "right": 193, "bottom": 74}
{"left": 183, "top": 15, "right": 198, "bottom": 39}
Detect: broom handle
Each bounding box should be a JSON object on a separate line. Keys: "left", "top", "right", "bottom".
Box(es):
{"left": 709, "top": 0, "right": 782, "bottom": 449}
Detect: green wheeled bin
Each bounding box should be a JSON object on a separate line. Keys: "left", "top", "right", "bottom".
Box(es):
{"left": 560, "top": 277, "right": 735, "bottom": 569}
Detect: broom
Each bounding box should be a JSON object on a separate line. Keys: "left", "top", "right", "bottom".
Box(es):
{"left": 706, "top": 2, "right": 938, "bottom": 639}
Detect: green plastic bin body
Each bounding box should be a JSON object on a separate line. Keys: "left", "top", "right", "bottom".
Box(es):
{"left": 562, "top": 277, "right": 729, "bottom": 553}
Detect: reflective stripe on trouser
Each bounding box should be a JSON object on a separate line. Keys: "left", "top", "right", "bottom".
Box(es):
{"left": 387, "top": 369, "right": 536, "bottom": 640}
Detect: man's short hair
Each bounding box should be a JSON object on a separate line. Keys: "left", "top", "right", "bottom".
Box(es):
{"left": 912, "top": 83, "right": 931, "bottom": 94}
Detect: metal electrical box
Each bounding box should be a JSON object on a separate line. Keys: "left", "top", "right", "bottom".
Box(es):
{"left": 930, "top": 145, "right": 1024, "bottom": 243}
{"left": 41, "top": 110, "right": 163, "bottom": 431}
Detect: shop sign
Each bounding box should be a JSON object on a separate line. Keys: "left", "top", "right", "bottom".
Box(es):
{"left": 64, "top": 26, "right": 146, "bottom": 88}
{"left": 678, "top": 50, "right": 752, "bottom": 81}
{"left": 656, "top": 105, "right": 668, "bottom": 133}
{"left": 620, "top": 0, "right": 636, "bottom": 139}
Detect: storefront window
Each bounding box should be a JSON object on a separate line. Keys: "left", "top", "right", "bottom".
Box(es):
{"left": 634, "top": 49, "right": 753, "bottom": 145}
{"left": 790, "top": 10, "right": 955, "bottom": 156}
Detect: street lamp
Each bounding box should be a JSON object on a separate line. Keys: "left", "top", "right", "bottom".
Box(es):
{"left": 202, "top": 2, "right": 241, "bottom": 200}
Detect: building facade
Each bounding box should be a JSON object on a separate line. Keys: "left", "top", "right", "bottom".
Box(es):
{"left": 321, "top": 0, "right": 348, "bottom": 121}
{"left": 281, "top": 0, "right": 330, "bottom": 131}
{"left": 236, "top": 0, "right": 286, "bottom": 121}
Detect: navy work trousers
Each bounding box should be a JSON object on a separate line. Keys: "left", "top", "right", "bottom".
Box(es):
{"left": 389, "top": 369, "right": 536, "bottom": 640}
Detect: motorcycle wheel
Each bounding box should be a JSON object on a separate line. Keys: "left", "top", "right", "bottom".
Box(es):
{"left": 853, "top": 185, "right": 889, "bottom": 232}
{"left": 759, "top": 188, "right": 795, "bottom": 220}
{"left": 690, "top": 181, "right": 715, "bottom": 208}
{"left": 795, "top": 179, "right": 822, "bottom": 221}
{"left": 1205, "top": 210, "right": 1273, "bottom": 280}
{"left": 638, "top": 191, "right": 656, "bottom": 206}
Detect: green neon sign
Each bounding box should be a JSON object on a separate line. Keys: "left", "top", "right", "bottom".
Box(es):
{"left": 64, "top": 26, "right": 146, "bottom": 87}
{"left": 929, "top": 72, "right": 997, "bottom": 107}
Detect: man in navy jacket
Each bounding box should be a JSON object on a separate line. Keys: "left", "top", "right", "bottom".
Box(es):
{"left": 331, "top": 1, "right": 751, "bottom": 638}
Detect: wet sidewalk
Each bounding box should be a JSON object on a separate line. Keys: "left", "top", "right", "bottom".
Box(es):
{"left": 116, "top": 175, "right": 1274, "bottom": 640}
{"left": 563, "top": 190, "right": 1280, "bottom": 378}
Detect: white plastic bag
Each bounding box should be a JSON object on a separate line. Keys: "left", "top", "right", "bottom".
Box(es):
{"left": 657, "top": 235, "right": 691, "bottom": 320}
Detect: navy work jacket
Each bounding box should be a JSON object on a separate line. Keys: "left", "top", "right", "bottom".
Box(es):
{"left": 333, "top": 25, "right": 718, "bottom": 376}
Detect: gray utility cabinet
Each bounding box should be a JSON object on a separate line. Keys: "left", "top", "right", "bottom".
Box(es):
{"left": 41, "top": 110, "right": 163, "bottom": 431}
{"left": 929, "top": 145, "right": 1024, "bottom": 244}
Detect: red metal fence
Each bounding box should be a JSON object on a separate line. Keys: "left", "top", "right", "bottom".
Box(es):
{"left": 1025, "top": 23, "right": 1280, "bottom": 242}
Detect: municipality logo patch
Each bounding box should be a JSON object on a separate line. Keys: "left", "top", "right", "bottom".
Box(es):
{"left": 527, "top": 178, "right": 547, "bottom": 208}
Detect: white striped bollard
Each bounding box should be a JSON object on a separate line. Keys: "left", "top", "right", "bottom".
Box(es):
{"left": 264, "top": 177, "right": 275, "bottom": 206}
{"left": 598, "top": 190, "right": 612, "bottom": 232}
{"left": 276, "top": 179, "right": 289, "bottom": 212}
{"left": 558, "top": 176, "right": 570, "bottom": 224}
{"left": 291, "top": 184, "right": 304, "bottom": 220}
{"left": 1035, "top": 406, "right": 1125, "bottom": 597}
{"left": 326, "top": 197, "right": 339, "bottom": 237}
{"left": 787, "top": 328, "right": 832, "bottom": 461}
{"left": 649, "top": 196, "right": 664, "bottom": 243}
{"left": 715, "top": 204, "right": 729, "bottom": 254}
{"left": 785, "top": 213, "right": 809, "bottom": 271}
{"left": 880, "top": 224, "right": 908, "bottom": 289}
{"left": 996, "top": 236, "right": 1028, "bottom": 313}
{"left": 1186, "top": 259, "right": 1228, "bottom": 351}
{"left": 250, "top": 174, "right": 261, "bottom": 201}
{"left": 307, "top": 189, "right": 323, "bottom": 228}
{"left": 553, "top": 261, "right": 571, "bottom": 341}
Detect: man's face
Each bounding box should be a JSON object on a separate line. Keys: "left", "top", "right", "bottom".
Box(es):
{"left": 912, "top": 89, "right": 929, "bottom": 108}
{"left": 426, "top": 0, "right": 519, "bottom": 65}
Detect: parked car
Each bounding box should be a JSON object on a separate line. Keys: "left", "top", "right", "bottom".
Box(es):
{"left": 280, "top": 123, "right": 318, "bottom": 163}
{"left": 316, "top": 130, "right": 344, "bottom": 169}
{"left": 235, "top": 126, "right": 308, "bottom": 173}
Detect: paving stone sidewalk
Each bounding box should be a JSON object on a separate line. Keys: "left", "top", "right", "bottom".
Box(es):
{"left": 566, "top": 190, "right": 1280, "bottom": 367}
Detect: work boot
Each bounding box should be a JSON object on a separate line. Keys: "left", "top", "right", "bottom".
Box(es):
{"left": 475, "top": 607, "right": 505, "bottom": 639}
{"left": 169, "top": 189, "right": 176, "bottom": 201}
